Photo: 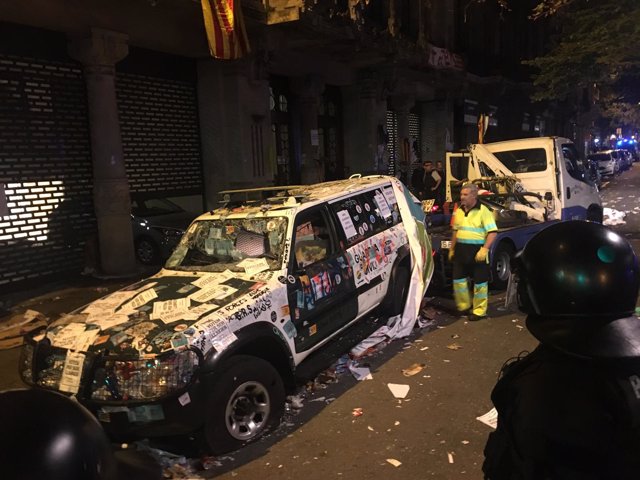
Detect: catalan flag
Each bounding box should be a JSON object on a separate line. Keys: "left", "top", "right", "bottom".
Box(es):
{"left": 201, "top": 0, "right": 251, "bottom": 60}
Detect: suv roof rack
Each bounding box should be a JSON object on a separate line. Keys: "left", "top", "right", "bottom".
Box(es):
{"left": 217, "top": 185, "right": 308, "bottom": 209}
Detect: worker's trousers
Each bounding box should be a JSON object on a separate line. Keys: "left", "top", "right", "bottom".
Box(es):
{"left": 451, "top": 243, "right": 490, "bottom": 317}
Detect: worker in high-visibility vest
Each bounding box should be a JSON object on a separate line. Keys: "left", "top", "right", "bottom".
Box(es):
{"left": 448, "top": 183, "right": 497, "bottom": 320}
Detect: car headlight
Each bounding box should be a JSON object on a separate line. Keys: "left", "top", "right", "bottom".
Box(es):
{"left": 18, "top": 343, "right": 35, "bottom": 384}
{"left": 90, "top": 349, "right": 199, "bottom": 402}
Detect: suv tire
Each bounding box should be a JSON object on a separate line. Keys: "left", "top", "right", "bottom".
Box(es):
{"left": 204, "top": 355, "right": 285, "bottom": 454}
{"left": 383, "top": 264, "right": 410, "bottom": 316}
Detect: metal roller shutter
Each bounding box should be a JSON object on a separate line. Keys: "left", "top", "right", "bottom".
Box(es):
{"left": 116, "top": 73, "right": 202, "bottom": 197}
{"left": 0, "top": 54, "right": 95, "bottom": 292}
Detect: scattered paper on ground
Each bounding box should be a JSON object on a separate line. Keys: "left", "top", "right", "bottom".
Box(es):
{"left": 476, "top": 407, "right": 499, "bottom": 429}
{"left": 0, "top": 309, "right": 48, "bottom": 350}
{"left": 402, "top": 363, "right": 425, "bottom": 377}
{"left": 447, "top": 452, "right": 454, "bottom": 464}
{"left": 386, "top": 458, "right": 402, "bottom": 467}
{"left": 603, "top": 207, "right": 626, "bottom": 226}
{"left": 446, "top": 343, "right": 463, "bottom": 350}
{"left": 387, "top": 383, "right": 410, "bottom": 399}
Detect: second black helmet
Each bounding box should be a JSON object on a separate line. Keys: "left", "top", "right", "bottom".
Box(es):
{"left": 515, "top": 220, "right": 639, "bottom": 318}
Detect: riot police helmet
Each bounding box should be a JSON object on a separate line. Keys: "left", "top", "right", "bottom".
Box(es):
{"left": 0, "top": 388, "right": 118, "bottom": 480}
{"left": 514, "top": 220, "right": 640, "bottom": 359}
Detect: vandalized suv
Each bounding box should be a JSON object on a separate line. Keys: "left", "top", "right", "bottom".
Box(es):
{"left": 20, "top": 176, "right": 433, "bottom": 453}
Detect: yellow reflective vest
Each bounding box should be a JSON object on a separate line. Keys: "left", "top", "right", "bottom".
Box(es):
{"left": 452, "top": 202, "right": 498, "bottom": 245}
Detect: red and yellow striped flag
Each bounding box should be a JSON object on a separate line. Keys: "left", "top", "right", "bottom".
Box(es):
{"left": 201, "top": 0, "right": 251, "bottom": 60}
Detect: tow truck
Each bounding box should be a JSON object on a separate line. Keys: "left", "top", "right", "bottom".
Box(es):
{"left": 428, "top": 136, "right": 602, "bottom": 290}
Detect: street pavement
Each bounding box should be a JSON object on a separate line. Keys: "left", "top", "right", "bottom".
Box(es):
{"left": 0, "top": 163, "right": 638, "bottom": 479}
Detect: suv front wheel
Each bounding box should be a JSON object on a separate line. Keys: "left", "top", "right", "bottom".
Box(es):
{"left": 204, "top": 355, "right": 285, "bottom": 454}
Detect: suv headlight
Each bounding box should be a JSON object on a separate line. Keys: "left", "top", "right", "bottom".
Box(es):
{"left": 90, "top": 349, "right": 200, "bottom": 402}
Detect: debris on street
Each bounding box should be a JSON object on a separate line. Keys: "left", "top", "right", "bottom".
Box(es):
{"left": 352, "top": 407, "right": 364, "bottom": 417}
{"left": 0, "top": 309, "right": 47, "bottom": 350}
{"left": 603, "top": 207, "right": 626, "bottom": 226}
{"left": 348, "top": 364, "right": 373, "bottom": 381}
{"left": 386, "top": 458, "right": 402, "bottom": 467}
{"left": 387, "top": 383, "right": 410, "bottom": 399}
{"left": 476, "top": 407, "right": 499, "bottom": 429}
{"left": 402, "top": 363, "right": 426, "bottom": 377}
{"left": 446, "top": 343, "right": 463, "bottom": 351}
{"left": 134, "top": 440, "right": 204, "bottom": 479}
{"left": 287, "top": 395, "right": 305, "bottom": 410}
{"left": 447, "top": 452, "right": 455, "bottom": 464}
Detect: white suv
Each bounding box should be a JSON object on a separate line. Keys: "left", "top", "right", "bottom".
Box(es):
{"left": 20, "top": 176, "right": 433, "bottom": 453}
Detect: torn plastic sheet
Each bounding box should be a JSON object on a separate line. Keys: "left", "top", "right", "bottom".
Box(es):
{"left": 391, "top": 179, "right": 434, "bottom": 338}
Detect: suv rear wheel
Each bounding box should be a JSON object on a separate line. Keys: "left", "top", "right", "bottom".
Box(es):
{"left": 383, "top": 264, "right": 410, "bottom": 316}
{"left": 204, "top": 355, "right": 285, "bottom": 454}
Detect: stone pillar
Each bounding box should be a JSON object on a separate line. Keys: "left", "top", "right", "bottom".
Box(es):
{"left": 198, "top": 58, "right": 271, "bottom": 209}
{"left": 389, "top": 95, "right": 415, "bottom": 184}
{"left": 347, "top": 69, "right": 387, "bottom": 176}
{"left": 68, "top": 28, "right": 136, "bottom": 276}
{"left": 291, "top": 75, "right": 325, "bottom": 184}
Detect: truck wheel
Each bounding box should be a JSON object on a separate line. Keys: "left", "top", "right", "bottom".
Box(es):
{"left": 491, "top": 243, "right": 514, "bottom": 290}
{"left": 383, "top": 264, "right": 410, "bottom": 316}
{"left": 204, "top": 355, "right": 285, "bottom": 454}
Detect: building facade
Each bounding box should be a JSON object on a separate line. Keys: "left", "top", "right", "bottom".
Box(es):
{"left": 0, "top": 0, "right": 559, "bottom": 295}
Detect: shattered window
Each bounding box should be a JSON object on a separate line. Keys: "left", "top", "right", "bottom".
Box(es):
{"left": 165, "top": 217, "right": 288, "bottom": 272}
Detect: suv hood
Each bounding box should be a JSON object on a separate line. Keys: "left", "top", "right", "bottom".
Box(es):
{"left": 43, "top": 269, "right": 284, "bottom": 357}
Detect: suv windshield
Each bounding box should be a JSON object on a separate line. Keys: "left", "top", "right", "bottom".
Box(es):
{"left": 165, "top": 217, "right": 289, "bottom": 272}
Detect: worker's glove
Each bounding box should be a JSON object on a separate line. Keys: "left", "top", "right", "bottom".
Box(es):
{"left": 475, "top": 247, "right": 489, "bottom": 263}
{"left": 448, "top": 248, "right": 455, "bottom": 262}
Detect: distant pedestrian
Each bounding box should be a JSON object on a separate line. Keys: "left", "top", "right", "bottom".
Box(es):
{"left": 483, "top": 221, "right": 640, "bottom": 480}
{"left": 411, "top": 161, "right": 440, "bottom": 201}
{"left": 448, "top": 183, "right": 497, "bottom": 320}
{"left": 434, "top": 160, "right": 446, "bottom": 207}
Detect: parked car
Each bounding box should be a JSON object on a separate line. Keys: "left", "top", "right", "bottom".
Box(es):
{"left": 621, "top": 149, "right": 635, "bottom": 169}
{"left": 131, "top": 197, "right": 195, "bottom": 265}
{"left": 20, "top": 176, "right": 433, "bottom": 454}
{"left": 612, "top": 149, "right": 631, "bottom": 171}
{"left": 589, "top": 150, "right": 619, "bottom": 178}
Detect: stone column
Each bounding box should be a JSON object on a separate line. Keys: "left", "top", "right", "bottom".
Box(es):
{"left": 68, "top": 28, "right": 136, "bottom": 276}
{"left": 389, "top": 95, "right": 415, "bottom": 184}
{"left": 342, "top": 69, "right": 388, "bottom": 176}
{"left": 291, "top": 75, "right": 325, "bottom": 184}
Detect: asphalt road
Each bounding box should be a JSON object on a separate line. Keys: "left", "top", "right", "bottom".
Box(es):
{"left": 0, "top": 163, "right": 638, "bottom": 479}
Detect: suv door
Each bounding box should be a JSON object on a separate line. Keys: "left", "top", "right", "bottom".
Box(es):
{"left": 287, "top": 205, "right": 357, "bottom": 353}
